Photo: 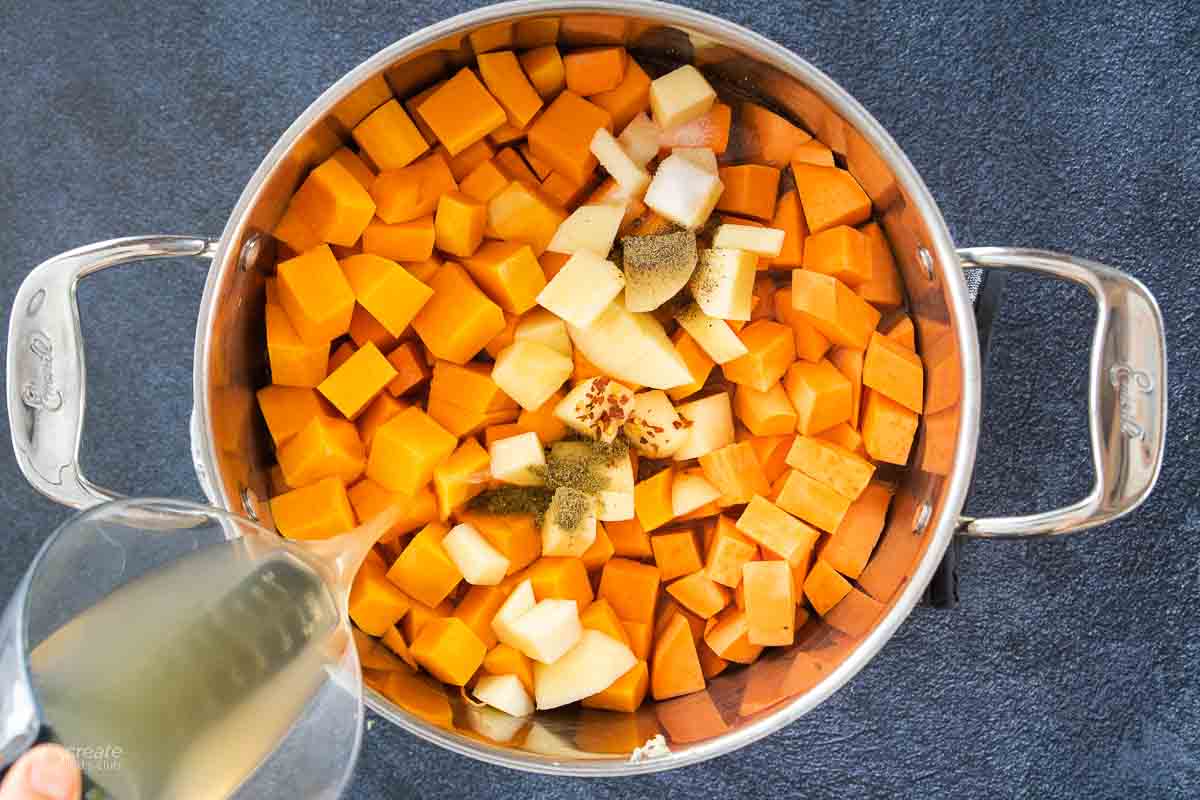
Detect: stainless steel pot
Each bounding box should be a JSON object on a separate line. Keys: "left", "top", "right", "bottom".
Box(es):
{"left": 7, "top": 0, "right": 1167, "bottom": 776}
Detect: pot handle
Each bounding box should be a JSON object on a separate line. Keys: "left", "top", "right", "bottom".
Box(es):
{"left": 7, "top": 236, "right": 217, "bottom": 509}
{"left": 956, "top": 248, "right": 1167, "bottom": 538}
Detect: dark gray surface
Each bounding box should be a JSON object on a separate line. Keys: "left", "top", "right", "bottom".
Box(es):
{"left": 1, "top": 1, "right": 1196, "bottom": 797}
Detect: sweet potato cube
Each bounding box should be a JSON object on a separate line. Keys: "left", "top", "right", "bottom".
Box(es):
{"left": 735, "top": 495, "right": 820, "bottom": 567}
{"left": 774, "top": 286, "right": 831, "bottom": 362}
{"left": 786, "top": 435, "right": 876, "bottom": 500}
{"left": 411, "top": 616, "right": 486, "bottom": 685}
{"left": 348, "top": 555, "right": 412, "bottom": 636}
{"left": 257, "top": 385, "right": 331, "bottom": 445}
{"left": 528, "top": 90, "right": 613, "bottom": 185}
{"left": 820, "top": 481, "right": 891, "bottom": 579}
{"left": 526, "top": 557, "right": 594, "bottom": 608}
{"left": 598, "top": 558, "right": 661, "bottom": 624}
{"left": 861, "top": 389, "right": 919, "bottom": 465}
{"left": 774, "top": 469, "right": 852, "bottom": 533}
{"left": 791, "top": 162, "right": 871, "bottom": 234}
{"left": 347, "top": 479, "right": 437, "bottom": 543}
{"left": 803, "top": 559, "right": 852, "bottom": 615}
{"left": 519, "top": 46, "right": 566, "bottom": 100}
{"left": 477, "top": 50, "right": 544, "bottom": 129}
{"left": 367, "top": 406, "right": 457, "bottom": 495}
{"left": 737, "top": 102, "right": 811, "bottom": 166}
{"left": 763, "top": 189, "right": 807, "bottom": 268}
{"left": 277, "top": 245, "right": 356, "bottom": 344}
{"left": 651, "top": 530, "right": 704, "bottom": 582}
{"left": 828, "top": 346, "right": 864, "bottom": 429}
{"left": 667, "top": 571, "right": 731, "bottom": 619}
{"left": 487, "top": 180, "right": 568, "bottom": 255}
{"left": 803, "top": 225, "right": 872, "bottom": 287}
{"left": 703, "top": 607, "right": 764, "bottom": 664}
{"left": 824, "top": 586, "right": 885, "bottom": 638}
{"left": 370, "top": 152, "right": 458, "bottom": 224}
{"left": 698, "top": 441, "right": 772, "bottom": 506}
{"left": 483, "top": 643, "right": 535, "bottom": 695}
{"left": 590, "top": 57, "right": 651, "bottom": 131}
{"left": 291, "top": 158, "right": 377, "bottom": 246}
{"left": 817, "top": 421, "right": 866, "bottom": 458}
{"left": 416, "top": 68, "right": 507, "bottom": 156}
{"left": 634, "top": 467, "right": 675, "bottom": 533}
{"left": 564, "top": 46, "right": 627, "bottom": 96}
{"left": 784, "top": 358, "right": 853, "bottom": 435}
{"left": 791, "top": 138, "right": 834, "bottom": 166}
{"left": 650, "top": 613, "right": 706, "bottom": 700}
{"left": 457, "top": 511, "right": 542, "bottom": 575}
{"left": 427, "top": 360, "right": 518, "bottom": 437}
{"left": 318, "top": 341, "right": 397, "bottom": 418}
{"left": 411, "top": 262, "right": 507, "bottom": 364}
{"left": 722, "top": 320, "right": 796, "bottom": 392}
{"left": 742, "top": 560, "right": 795, "bottom": 646}
{"left": 716, "top": 164, "right": 781, "bottom": 222}
{"left": 385, "top": 340, "right": 431, "bottom": 396}
{"left": 352, "top": 99, "right": 428, "bottom": 171}
{"left": 790, "top": 270, "right": 882, "bottom": 349}
{"left": 606, "top": 517, "right": 653, "bottom": 560}
{"left": 733, "top": 383, "right": 797, "bottom": 437}
{"left": 463, "top": 241, "right": 547, "bottom": 314}
{"left": 270, "top": 476, "right": 356, "bottom": 541}
{"left": 856, "top": 222, "right": 904, "bottom": 309}
{"left": 579, "top": 598, "right": 632, "bottom": 646}
{"left": 863, "top": 330, "right": 925, "bottom": 413}
{"left": 666, "top": 329, "right": 716, "bottom": 402}
{"left": 433, "top": 437, "right": 490, "bottom": 519}
{"left": 748, "top": 434, "right": 795, "bottom": 483}
{"left": 452, "top": 585, "right": 508, "bottom": 649}
{"left": 885, "top": 314, "right": 916, "bottom": 349}
{"left": 658, "top": 102, "right": 732, "bottom": 155}
{"left": 704, "top": 516, "right": 758, "bottom": 588}
{"left": 387, "top": 522, "right": 462, "bottom": 607}
{"left": 581, "top": 661, "right": 648, "bottom": 713}
{"left": 277, "top": 415, "right": 365, "bottom": 487}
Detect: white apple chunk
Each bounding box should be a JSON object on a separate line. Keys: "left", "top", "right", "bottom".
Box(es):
{"left": 674, "top": 302, "right": 749, "bottom": 364}
{"left": 492, "top": 340, "right": 572, "bottom": 411}
{"left": 492, "top": 579, "right": 536, "bottom": 646}
{"left": 533, "top": 630, "right": 638, "bottom": 710}
{"left": 712, "top": 224, "right": 786, "bottom": 257}
{"left": 643, "top": 153, "right": 724, "bottom": 230}
{"left": 536, "top": 250, "right": 625, "bottom": 328}
{"left": 590, "top": 128, "right": 651, "bottom": 196}
{"left": 617, "top": 112, "right": 661, "bottom": 167}
{"left": 673, "top": 392, "right": 735, "bottom": 460}
{"left": 649, "top": 65, "right": 717, "bottom": 130}
{"left": 441, "top": 523, "right": 509, "bottom": 586}
{"left": 489, "top": 431, "right": 546, "bottom": 486}
{"left": 621, "top": 229, "right": 699, "bottom": 313}
{"left": 553, "top": 376, "right": 635, "bottom": 443}
{"left": 473, "top": 674, "right": 535, "bottom": 719}
{"left": 546, "top": 203, "right": 626, "bottom": 257}
{"left": 567, "top": 300, "right": 693, "bottom": 390}
{"left": 689, "top": 248, "right": 757, "bottom": 320}
{"left": 513, "top": 309, "right": 572, "bottom": 357}
{"left": 505, "top": 598, "right": 582, "bottom": 664}
{"left": 671, "top": 147, "right": 718, "bottom": 175}
{"left": 671, "top": 471, "right": 722, "bottom": 517}
{"left": 541, "top": 486, "right": 598, "bottom": 557}
{"left": 624, "top": 390, "right": 692, "bottom": 458}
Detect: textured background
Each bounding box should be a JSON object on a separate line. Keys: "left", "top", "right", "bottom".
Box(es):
{"left": 1, "top": 1, "right": 1197, "bottom": 797}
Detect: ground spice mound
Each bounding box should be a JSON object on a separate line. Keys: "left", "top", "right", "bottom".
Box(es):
{"left": 469, "top": 485, "right": 556, "bottom": 526}
{"left": 551, "top": 486, "right": 592, "bottom": 532}
{"left": 620, "top": 230, "right": 697, "bottom": 293}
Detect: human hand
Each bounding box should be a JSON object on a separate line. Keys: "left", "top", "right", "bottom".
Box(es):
{"left": 0, "top": 745, "right": 80, "bottom": 800}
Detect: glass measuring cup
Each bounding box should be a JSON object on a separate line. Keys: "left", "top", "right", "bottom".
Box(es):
{"left": 0, "top": 497, "right": 398, "bottom": 798}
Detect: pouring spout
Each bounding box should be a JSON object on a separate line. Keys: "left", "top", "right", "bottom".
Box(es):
{"left": 295, "top": 505, "right": 406, "bottom": 602}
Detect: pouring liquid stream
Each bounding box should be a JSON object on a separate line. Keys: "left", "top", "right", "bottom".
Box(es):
{"left": 27, "top": 507, "right": 401, "bottom": 799}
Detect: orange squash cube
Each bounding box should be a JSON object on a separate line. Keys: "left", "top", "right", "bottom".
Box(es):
{"left": 516, "top": 390, "right": 569, "bottom": 444}
{"left": 277, "top": 414, "right": 365, "bottom": 487}
{"left": 863, "top": 330, "right": 924, "bottom": 413}
{"left": 634, "top": 467, "right": 675, "bottom": 533}
{"left": 803, "top": 559, "right": 852, "bottom": 615}
{"left": 527, "top": 90, "right": 613, "bottom": 185}
{"left": 598, "top": 558, "right": 661, "bottom": 624}
{"left": 733, "top": 382, "right": 797, "bottom": 437}
{"left": 427, "top": 360, "right": 518, "bottom": 437}
{"left": 704, "top": 516, "right": 759, "bottom": 588}
{"left": 432, "top": 437, "right": 490, "bottom": 519}
{"left": 401, "top": 598, "right": 453, "bottom": 643}
{"left": 487, "top": 121, "right": 527, "bottom": 148}
{"left": 657, "top": 103, "right": 732, "bottom": 154}
{"left": 817, "top": 421, "right": 866, "bottom": 458}
{"left": 519, "top": 46, "right": 566, "bottom": 100}
{"left": 774, "top": 469, "right": 852, "bottom": 533}
{"left": 735, "top": 495, "right": 820, "bottom": 567}
{"left": 860, "top": 389, "right": 919, "bottom": 465}
{"left": 579, "top": 598, "right": 632, "bottom": 646}
{"left": 318, "top": 342, "right": 397, "bottom": 419}
{"left": 791, "top": 138, "right": 834, "bottom": 166}
{"left": 715, "top": 164, "right": 781, "bottom": 222}
{"left": 581, "top": 661, "right": 648, "bottom": 712}
{"left": 774, "top": 286, "right": 831, "bottom": 363}
{"left": 366, "top": 406, "right": 457, "bottom": 495}
{"left": 820, "top": 481, "right": 891, "bottom": 579}
{"left": 348, "top": 304, "right": 400, "bottom": 352}
{"left": 436, "top": 138, "right": 496, "bottom": 182}
{"left": 827, "top": 346, "right": 864, "bottom": 429}
{"left": 458, "top": 158, "right": 511, "bottom": 204}
{"left": 482, "top": 422, "right": 526, "bottom": 449}
{"left": 651, "top": 530, "right": 704, "bottom": 582}
{"left": 621, "top": 620, "right": 653, "bottom": 661}
{"left": 790, "top": 162, "right": 871, "bottom": 234}
{"left": 790, "top": 270, "right": 882, "bottom": 350}
{"left": 564, "top": 46, "right": 627, "bottom": 96}
{"left": 703, "top": 607, "right": 763, "bottom": 664}
{"left": 328, "top": 341, "right": 356, "bottom": 374}
{"left": 291, "top": 158, "right": 377, "bottom": 246}
{"left": 270, "top": 476, "right": 356, "bottom": 541}
{"left": 493, "top": 147, "right": 539, "bottom": 184}
{"left": 273, "top": 201, "right": 322, "bottom": 255}
{"left": 823, "top": 586, "right": 885, "bottom": 638}
{"left": 785, "top": 435, "right": 876, "bottom": 500}
{"left": 386, "top": 522, "right": 462, "bottom": 607}
{"left": 452, "top": 585, "right": 508, "bottom": 649}
{"left": 722, "top": 320, "right": 796, "bottom": 392}
{"left": 349, "top": 554, "right": 412, "bottom": 636}
{"left": 783, "top": 358, "right": 853, "bottom": 435}
{"left": 370, "top": 151, "right": 458, "bottom": 224}
{"left": 329, "top": 73, "right": 393, "bottom": 131}
{"left": 748, "top": 434, "right": 795, "bottom": 483}
{"left": 411, "top": 262, "right": 507, "bottom": 364}
{"left": 741, "top": 560, "right": 795, "bottom": 646}
{"left": 257, "top": 385, "right": 331, "bottom": 445}
{"left": 525, "top": 557, "right": 593, "bottom": 608}
{"left": 802, "top": 225, "right": 872, "bottom": 287}
{"left": 416, "top": 68, "right": 507, "bottom": 156}
{"left": 698, "top": 441, "right": 772, "bottom": 506}
{"left": 277, "top": 245, "right": 356, "bottom": 344}
{"left": 410, "top": 617, "right": 486, "bottom": 686}
{"left": 385, "top": 340, "right": 431, "bottom": 397}
{"left": 330, "top": 146, "right": 378, "bottom": 191}
{"left": 486, "top": 181, "right": 568, "bottom": 256}
{"left": 737, "top": 102, "right": 811, "bottom": 167}
{"left": 347, "top": 479, "right": 437, "bottom": 543}
{"left": 433, "top": 191, "right": 487, "bottom": 258}
{"left": 539, "top": 171, "right": 592, "bottom": 209}
{"left": 477, "top": 50, "right": 544, "bottom": 129}
{"left": 855, "top": 222, "right": 904, "bottom": 309}
{"left": 483, "top": 643, "right": 535, "bottom": 695}
{"left": 456, "top": 511, "right": 542, "bottom": 575}
{"left": 361, "top": 215, "right": 436, "bottom": 262}
{"left": 352, "top": 99, "right": 428, "bottom": 171}
{"left": 651, "top": 613, "right": 705, "bottom": 700}
{"left": 762, "top": 189, "right": 807, "bottom": 268}
{"left": 606, "top": 517, "right": 653, "bottom": 560}
{"left": 581, "top": 522, "right": 616, "bottom": 572}
{"left": 462, "top": 241, "right": 547, "bottom": 314}
{"left": 340, "top": 253, "right": 434, "bottom": 340}
{"left": 667, "top": 329, "right": 716, "bottom": 402}
{"left": 884, "top": 314, "right": 916, "bottom": 349}
{"left": 667, "top": 571, "right": 731, "bottom": 620}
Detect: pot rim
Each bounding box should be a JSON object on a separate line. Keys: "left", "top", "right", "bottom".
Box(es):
{"left": 193, "top": 0, "right": 982, "bottom": 775}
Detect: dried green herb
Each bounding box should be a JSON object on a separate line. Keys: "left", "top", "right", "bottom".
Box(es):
{"left": 551, "top": 486, "right": 592, "bottom": 532}
{"left": 468, "top": 485, "right": 555, "bottom": 526}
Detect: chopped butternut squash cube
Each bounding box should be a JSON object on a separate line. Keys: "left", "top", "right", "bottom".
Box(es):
{"left": 370, "top": 151, "right": 458, "bottom": 224}
{"left": 433, "top": 437, "right": 490, "bottom": 519}
{"left": 453, "top": 585, "right": 509, "bottom": 649}
{"left": 763, "top": 189, "right": 807, "bottom": 268}
{"left": 318, "top": 342, "right": 397, "bottom": 419}
{"left": 786, "top": 435, "right": 875, "bottom": 501}
{"left": 386, "top": 522, "right": 462, "bottom": 607}
{"left": 349, "top": 554, "right": 412, "bottom": 636}
{"left": 733, "top": 382, "right": 797, "bottom": 437}
{"left": 704, "top": 516, "right": 758, "bottom": 588}
{"left": 579, "top": 598, "right": 632, "bottom": 646}
{"left": 525, "top": 557, "right": 594, "bottom": 608}
{"left": 528, "top": 90, "right": 613, "bottom": 185}
{"left": 291, "top": 158, "right": 377, "bottom": 246}
{"left": 273, "top": 202, "right": 322, "bottom": 255}
{"left": 803, "top": 559, "right": 852, "bottom": 615}
{"left": 820, "top": 481, "right": 892, "bottom": 579}
{"left": 457, "top": 510, "right": 542, "bottom": 575}
{"left": 564, "top": 46, "right": 627, "bottom": 96}
{"left": 433, "top": 191, "right": 487, "bottom": 258}
{"left": 741, "top": 560, "right": 795, "bottom": 646}
{"left": 790, "top": 270, "right": 882, "bottom": 350}
{"left": 477, "top": 50, "right": 544, "bottom": 129}
{"left": 270, "top": 476, "right": 356, "bottom": 541}
{"left": 459, "top": 158, "right": 512, "bottom": 204}
{"left": 606, "top": 517, "right": 653, "bottom": 560}
{"left": 860, "top": 388, "right": 918, "bottom": 465}
{"left": 803, "top": 225, "right": 872, "bottom": 287}
{"left": 790, "top": 162, "right": 871, "bottom": 234}
{"left": 257, "top": 385, "right": 331, "bottom": 445}
{"left": 352, "top": 99, "right": 429, "bottom": 171}
{"left": 783, "top": 358, "right": 853, "bottom": 435}
{"left": 667, "top": 571, "right": 730, "bottom": 619}
{"left": 884, "top": 313, "right": 916, "bottom": 350}
{"left": 774, "top": 469, "right": 852, "bottom": 533}
{"left": 411, "top": 616, "right": 486, "bottom": 685}
{"left": 651, "top": 530, "right": 703, "bottom": 582}
{"left": 598, "top": 558, "right": 661, "bottom": 624}
{"left": 722, "top": 320, "right": 796, "bottom": 392}
{"left": 856, "top": 222, "right": 904, "bottom": 309}
{"left": 519, "top": 46, "right": 566, "bottom": 100}
{"left": 277, "top": 245, "right": 356, "bottom": 344}
{"left": 716, "top": 164, "right": 780, "bottom": 222}
{"left": 487, "top": 180, "right": 568, "bottom": 255}
{"left": 427, "top": 360, "right": 519, "bottom": 437}
{"left": 277, "top": 414, "right": 365, "bottom": 487}
{"left": 698, "top": 441, "right": 772, "bottom": 506}
{"left": 483, "top": 643, "right": 535, "bottom": 695}
{"left": 774, "top": 286, "right": 831, "bottom": 363}
{"left": 463, "top": 241, "right": 548, "bottom": 314}
{"left": 347, "top": 479, "right": 437, "bottom": 543}
{"left": 591, "top": 57, "right": 651, "bottom": 131}
{"left": 634, "top": 466, "right": 675, "bottom": 533}
{"left": 667, "top": 329, "right": 716, "bottom": 402}
{"left": 366, "top": 406, "right": 457, "bottom": 495}
{"left": 348, "top": 304, "right": 400, "bottom": 352}
{"left": 737, "top": 102, "right": 811, "bottom": 166}
{"left": 827, "top": 346, "right": 864, "bottom": 429}
{"left": 703, "top": 607, "right": 763, "bottom": 664}
{"left": 735, "top": 495, "right": 820, "bottom": 567}
{"left": 580, "top": 522, "right": 616, "bottom": 571}
{"left": 416, "top": 68, "right": 508, "bottom": 156}
{"left": 361, "top": 215, "right": 435, "bottom": 262}
{"left": 411, "top": 262, "right": 507, "bottom": 364}
{"left": 581, "top": 661, "right": 649, "bottom": 713}
{"left": 863, "top": 330, "right": 925, "bottom": 413}
{"left": 383, "top": 340, "right": 430, "bottom": 397}
{"left": 650, "top": 612, "right": 705, "bottom": 700}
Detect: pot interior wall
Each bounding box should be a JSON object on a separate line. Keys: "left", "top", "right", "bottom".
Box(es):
{"left": 200, "top": 5, "right": 969, "bottom": 771}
